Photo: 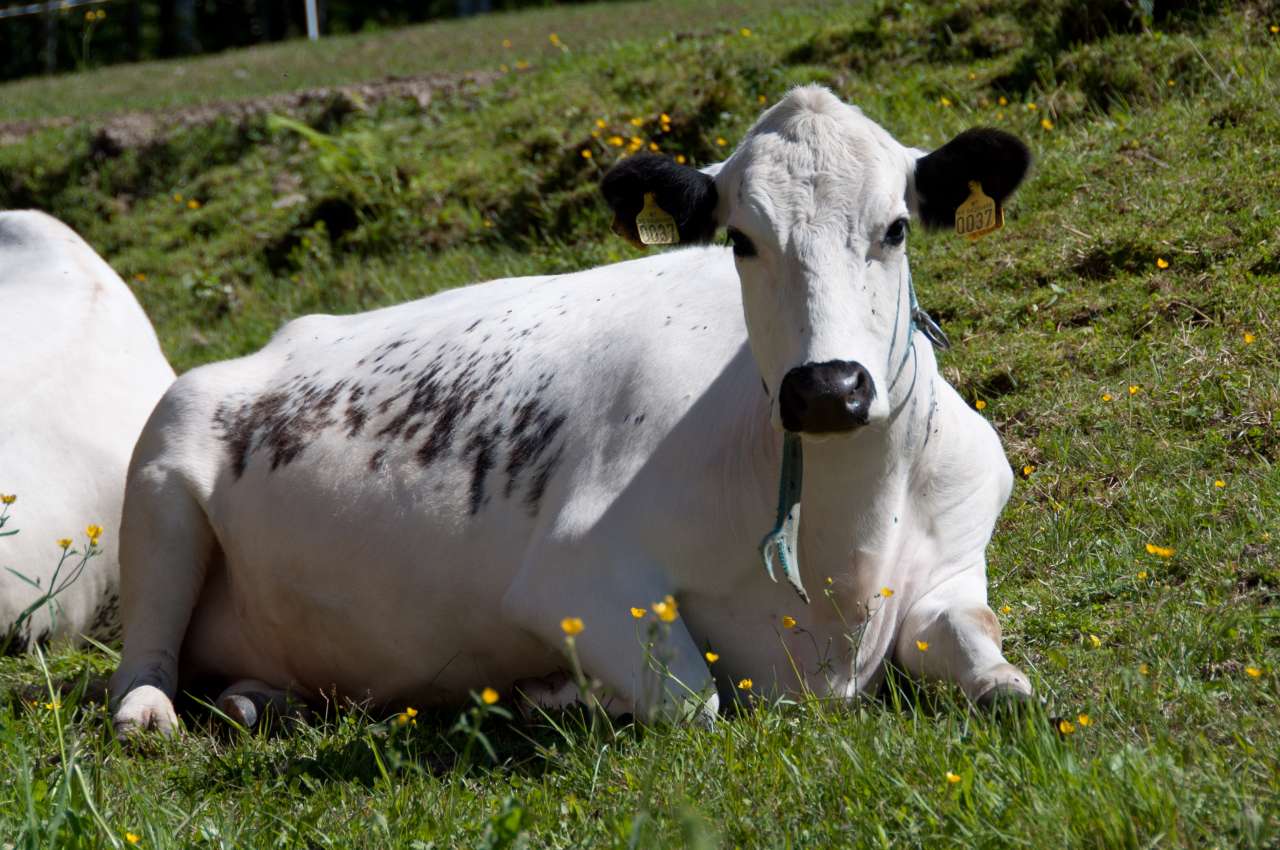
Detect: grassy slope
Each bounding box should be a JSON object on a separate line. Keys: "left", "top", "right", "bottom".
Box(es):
{"left": 1, "top": 0, "right": 1279, "bottom": 846}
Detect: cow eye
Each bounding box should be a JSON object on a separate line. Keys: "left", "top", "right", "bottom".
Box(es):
{"left": 727, "top": 227, "right": 757, "bottom": 258}
{"left": 883, "top": 217, "right": 909, "bottom": 247}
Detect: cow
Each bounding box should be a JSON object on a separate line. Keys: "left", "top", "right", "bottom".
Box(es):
{"left": 109, "top": 86, "right": 1032, "bottom": 735}
{"left": 1, "top": 210, "right": 175, "bottom": 654}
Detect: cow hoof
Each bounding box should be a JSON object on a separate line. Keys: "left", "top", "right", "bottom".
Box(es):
{"left": 974, "top": 683, "right": 1033, "bottom": 714}
{"left": 113, "top": 685, "right": 179, "bottom": 737}
{"left": 217, "top": 693, "right": 260, "bottom": 729}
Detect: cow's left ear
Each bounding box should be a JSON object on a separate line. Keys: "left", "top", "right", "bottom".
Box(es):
{"left": 601, "top": 154, "right": 720, "bottom": 247}
{"left": 911, "top": 128, "right": 1031, "bottom": 230}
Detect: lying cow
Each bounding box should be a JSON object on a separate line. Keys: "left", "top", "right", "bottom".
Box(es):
{"left": 110, "top": 86, "right": 1031, "bottom": 734}
{"left": 1, "top": 211, "right": 174, "bottom": 653}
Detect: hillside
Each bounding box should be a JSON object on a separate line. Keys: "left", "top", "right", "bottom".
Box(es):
{"left": 0, "top": 0, "right": 1277, "bottom": 845}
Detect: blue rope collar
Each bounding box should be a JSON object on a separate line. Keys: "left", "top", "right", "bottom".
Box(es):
{"left": 757, "top": 269, "right": 948, "bottom": 603}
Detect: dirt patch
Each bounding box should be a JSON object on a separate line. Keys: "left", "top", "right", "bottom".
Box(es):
{"left": 0, "top": 70, "right": 500, "bottom": 149}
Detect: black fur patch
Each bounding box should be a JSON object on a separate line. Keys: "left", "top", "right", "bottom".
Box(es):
{"left": 601, "top": 154, "right": 720, "bottom": 246}
{"left": 913, "top": 128, "right": 1031, "bottom": 229}
{"left": 213, "top": 323, "right": 569, "bottom": 518}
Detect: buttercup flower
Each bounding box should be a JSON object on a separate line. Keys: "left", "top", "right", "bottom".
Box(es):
{"left": 1040, "top": 118, "right": 1054, "bottom": 130}
{"left": 1102, "top": 392, "right": 1113, "bottom": 401}
{"left": 1000, "top": 605, "right": 1012, "bottom": 614}
{"left": 1058, "top": 719, "right": 1076, "bottom": 734}
{"left": 630, "top": 607, "right": 646, "bottom": 619}
{"left": 1214, "top": 480, "right": 1225, "bottom": 488}
{"left": 737, "top": 678, "right": 753, "bottom": 690}
{"left": 1145, "top": 543, "right": 1175, "bottom": 558}
{"left": 86, "top": 524, "right": 103, "bottom": 542}
{"left": 1089, "top": 634, "right": 1102, "bottom": 648}
{"left": 0, "top": 494, "right": 15, "bottom": 505}
{"left": 560, "top": 617, "right": 584, "bottom": 636}
{"left": 916, "top": 640, "right": 929, "bottom": 652}
{"left": 125, "top": 834, "right": 141, "bottom": 846}
{"left": 580, "top": 149, "right": 592, "bottom": 159}
{"left": 57, "top": 538, "right": 71, "bottom": 549}
{"left": 705, "top": 651, "right": 719, "bottom": 663}
{"left": 481, "top": 687, "right": 499, "bottom": 705}
{"left": 781, "top": 615, "right": 797, "bottom": 629}
{"left": 939, "top": 96, "right": 952, "bottom": 107}
{"left": 1243, "top": 331, "right": 1255, "bottom": 344}
{"left": 1156, "top": 257, "right": 1169, "bottom": 269}
{"left": 946, "top": 771, "right": 961, "bottom": 784}
{"left": 1077, "top": 713, "right": 1091, "bottom": 727}
{"left": 1245, "top": 666, "right": 1262, "bottom": 679}
{"left": 974, "top": 399, "right": 987, "bottom": 410}
{"left": 1128, "top": 385, "right": 1139, "bottom": 395}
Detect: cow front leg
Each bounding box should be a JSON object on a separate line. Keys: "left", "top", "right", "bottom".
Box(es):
{"left": 503, "top": 562, "right": 718, "bottom": 724}
{"left": 895, "top": 581, "right": 1032, "bottom": 706}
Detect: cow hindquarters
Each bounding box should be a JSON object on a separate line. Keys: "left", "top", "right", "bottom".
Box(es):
{"left": 109, "top": 463, "right": 216, "bottom": 736}
{"left": 894, "top": 576, "right": 1031, "bottom": 706}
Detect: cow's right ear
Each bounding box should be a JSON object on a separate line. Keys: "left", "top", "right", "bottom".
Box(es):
{"left": 601, "top": 154, "right": 720, "bottom": 247}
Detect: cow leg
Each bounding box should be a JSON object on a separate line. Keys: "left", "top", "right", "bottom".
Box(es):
{"left": 108, "top": 468, "right": 215, "bottom": 737}
{"left": 895, "top": 580, "right": 1032, "bottom": 706}
{"left": 503, "top": 558, "right": 718, "bottom": 724}
{"left": 216, "top": 679, "right": 299, "bottom": 730}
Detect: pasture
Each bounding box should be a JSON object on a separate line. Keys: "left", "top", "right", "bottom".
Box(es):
{"left": 1, "top": 0, "right": 1277, "bottom": 845}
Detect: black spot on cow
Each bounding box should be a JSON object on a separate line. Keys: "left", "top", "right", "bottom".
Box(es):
{"left": 214, "top": 379, "right": 346, "bottom": 477}
{"left": 87, "top": 588, "right": 122, "bottom": 643}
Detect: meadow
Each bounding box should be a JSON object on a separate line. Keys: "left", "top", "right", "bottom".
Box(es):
{"left": 0, "top": 0, "right": 1277, "bottom": 846}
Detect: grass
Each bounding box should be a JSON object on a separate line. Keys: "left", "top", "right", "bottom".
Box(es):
{"left": 1, "top": 0, "right": 1279, "bottom": 845}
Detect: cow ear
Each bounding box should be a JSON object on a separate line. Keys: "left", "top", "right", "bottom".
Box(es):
{"left": 911, "top": 128, "right": 1031, "bottom": 230}
{"left": 601, "top": 154, "right": 720, "bottom": 247}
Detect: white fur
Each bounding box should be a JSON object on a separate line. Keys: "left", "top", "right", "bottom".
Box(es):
{"left": 109, "top": 89, "right": 1029, "bottom": 733}
{"left": 0, "top": 211, "right": 174, "bottom": 650}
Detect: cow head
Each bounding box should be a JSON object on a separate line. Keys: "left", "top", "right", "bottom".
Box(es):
{"left": 603, "top": 85, "right": 1030, "bottom": 435}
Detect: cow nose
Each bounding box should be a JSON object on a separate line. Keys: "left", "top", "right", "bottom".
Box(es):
{"left": 779, "top": 360, "right": 876, "bottom": 433}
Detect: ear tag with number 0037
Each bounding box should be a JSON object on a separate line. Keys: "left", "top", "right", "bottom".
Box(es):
{"left": 636, "top": 192, "right": 679, "bottom": 246}
{"left": 954, "top": 181, "right": 1003, "bottom": 241}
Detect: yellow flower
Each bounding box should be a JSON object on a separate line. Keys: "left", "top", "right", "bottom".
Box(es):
{"left": 1145, "top": 543, "right": 1175, "bottom": 558}
{"left": 187, "top": 199, "right": 201, "bottom": 210}
{"left": 968, "top": 71, "right": 977, "bottom": 80}
{"left": 648, "top": 142, "right": 660, "bottom": 152}
{"left": 580, "top": 149, "right": 592, "bottom": 160}
{"left": 1026, "top": 102, "right": 1037, "bottom": 111}
{"left": 502, "top": 38, "right": 512, "bottom": 48}
{"left": 1214, "top": 479, "right": 1225, "bottom": 488}
{"left": 608, "top": 135, "right": 624, "bottom": 147}
{"left": 995, "top": 111, "right": 1004, "bottom": 120}
{"left": 630, "top": 607, "right": 646, "bottom": 619}
{"left": 939, "top": 96, "right": 952, "bottom": 107}
{"left": 595, "top": 118, "right": 606, "bottom": 128}
{"left": 1271, "top": 24, "right": 1279, "bottom": 33}
{"left": 86, "top": 524, "right": 103, "bottom": 542}
{"left": 824, "top": 576, "right": 833, "bottom": 585}
{"left": 1137, "top": 570, "right": 1148, "bottom": 580}
{"left": 705, "top": 651, "right": 719, "bottom": 663}
{"left": 44, "top": 700, "right": 59, "bottom": 710}
{"left": 173, "top": 193, "right": 183, "bottom": 203}
{"left": 737, "top": 678, "right": 753, "bottom": 690}
{"left": 515, "top": 59, "right": 529, "bottom": 70}
{"left": 481, "top": 687, "right": 499, "bottom": 704}
{"left": 739, "top": 27, "right": 752, "bottom": 37}
{"left": 974, "top": 399, "right": 987, "bottom": 410}
{"left": 0, "top": 494, "right": 15, "bottom": 505}
{"left": 1077, "top": 713, "right": 1091, "bottom": 727}
{"left": 1022, "top": 464, "right": 1035, "bottom": 477}
{"left": 560, "top": 617, "right": 584, "bottom": 636}
{"left": 1089, "top": 634, "right": 1102, "bottom": 648}
{"left": 1058, "top": 719, "right": 1076, "bottom": 734}
{"left": 660, "top": 113, "right": 670, "bottom": 123}
{"left": 1102, "top": 392, "right": 1112, "bottom": 402}
{"left": 758, "top": 94, "right": 767, "bottom": 104}
{"left": 916, "top": 640, "right": 929, "bottom": 652}
{"left": 1243, "top": 331, "right": 1255, "bottom": 344}
{"left": 134, "top": 272, "right": 147, "bottom": 283}
{"left": 499, "top": 64, "right": 510, "bottom": 73}
{"left": 1000, "top": 605, "right": 1012, "bottom": 614}
{"left": 630, "top": 117, "right": 644, "bottom": 127}
{"left": 1245, "top": 666, "right": 1262, "bottom": 679}
{"left": 629, "top": 135, "right": 643, "bottom": 147}
{"left": 781, "top": 615, "right": 797, "bottom": 630}
{"left": 1040, "top": 118, "right": 1054, "bottom": 130}
{"left": 548, "top": 33, "right": 561, "bottom": 46}
{"left": 1128, "top": 385, "right": 1139, "bottom": 395}
{"left": 715, "top": 137, "right": 728, "bottom": 147}
{"left": 652, "top": 595, "right": 678, "bottom": 622}
{"left": 1156, "top": 257, "right": 1169, "bottom": 269}
{"left": 1166, "top": 79, "right": 1175, "bottom": 87}
{"left": 879, "top": 587, "right": 894, "bottom": 598}
{"left": 405, "top": 706, "right": 418, "bottom": 718}
{"left": 126, "top": 834, "right": 141, "bottom": 845}
{"left": 675, "top": 154, "right": 687, "bottom": 165}
{"left": 946, "top": 771, "right": 961, "bottom": 784}
{"left": 57, "top": 538, "right": 72, "bottom": 549}
{"left": 998, "top": 96, "right": 1008, "bottom": 106}
{"left": 1138, "top": 662, "right": 1150, "bottom": 675}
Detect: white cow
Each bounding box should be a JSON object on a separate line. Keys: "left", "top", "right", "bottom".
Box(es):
{"left": 111, "top": 86, "right": 1032, "bottom": 734}
{"left": 1, "top": 211, "right": 174, "bottom": 653}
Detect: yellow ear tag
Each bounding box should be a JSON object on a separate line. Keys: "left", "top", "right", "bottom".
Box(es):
{"left": 954, "top": 180, "right": 1003, "bottom": 241}
{"left": 635, "top": 192, "right": 679, "bottom": 246}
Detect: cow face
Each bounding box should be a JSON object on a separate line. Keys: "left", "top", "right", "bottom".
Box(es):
{"left": 603, "top": 85, "right": 1030, "bottom": 435}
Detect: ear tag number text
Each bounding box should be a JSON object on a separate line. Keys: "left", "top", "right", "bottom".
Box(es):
{"left": 636, "top": 192, "right": 679, "bottom": 246}
{"left": 955, "top": 181, "right": 1003, "bottom": 241}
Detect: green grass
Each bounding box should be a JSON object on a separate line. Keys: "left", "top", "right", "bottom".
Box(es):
{"left": 1, "top": 0, "right": 1279, "bottom": 846}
